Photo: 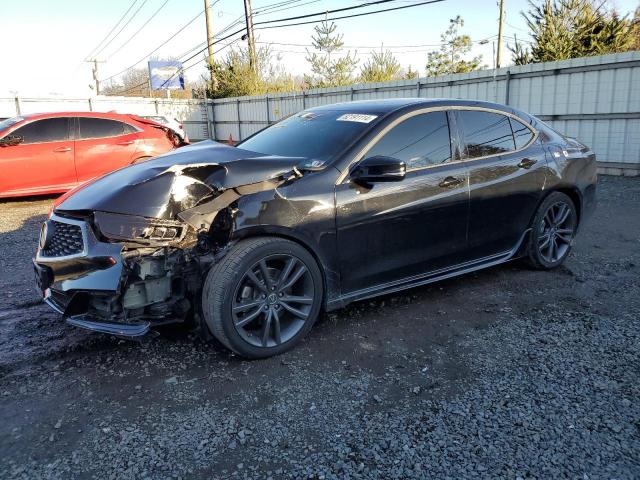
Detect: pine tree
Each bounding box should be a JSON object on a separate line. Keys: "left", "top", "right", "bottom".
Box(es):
{"left": 425, "top": 16, "right": 484, "bottom": 77}
{"left": 359, "top": 50, "right": 402, "bottom": 83}
{"left": 511, "top": 0, "right": 639, "bottom": 65}
{"left": 207, "top": 45, "right": 296, "bottom": 99}
{"left": 304, "top": 19, "right": 358, "bottom": 88}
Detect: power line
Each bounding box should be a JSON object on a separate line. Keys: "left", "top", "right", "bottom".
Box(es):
{"left": 253, "top": 0, "right": 399, "bottom": 26}
{"left": 93, "top": 0, "right": 151, "bottom": 59}
{"left": 182, "top": 0, "right": 446, "bottom": 68}
{"left": 106, "top": 0, "right": 172, "bottom": 59}
{"left": 109, "top": 0, "right": 447, "bottom": 94}
{"left": 85, "top": 0, "right": 139, "bottom": 61}
{"left": 253, "top": 0, "right": 446, "bottom": 30}
{"left": 100, "top": 0, "right": 243, "bottom": 84}
{"left": 101, "top": 7, "right": 210, "bottom": 83}
{"left": 103, "top": 0, "right": 425, "bottom": 84}
{"left": 254, "top": 0, "right": 321, "bottom": 16}
{"left": 257, "top": 36, "right": 498, "bottom": 49}
{"left": 117, "top": 38, "right": 241, "bottom": 95}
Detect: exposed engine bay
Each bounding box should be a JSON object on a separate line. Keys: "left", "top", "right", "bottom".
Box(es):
{"left": 34, "top": 141, "right": 322, "bottom": 336}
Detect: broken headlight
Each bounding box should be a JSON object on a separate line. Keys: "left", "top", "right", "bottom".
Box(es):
{"left": 93, "top": 211, "right": 186, "bottom": 244}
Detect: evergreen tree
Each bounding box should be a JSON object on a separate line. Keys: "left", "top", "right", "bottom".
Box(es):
{"left": 207, "top": 45, "right": 296, "bottom": 98}
{"left": 304, "top": 19, "right": 358, "bottom": 88}
{"left": 359, "top": 50, "right": 402, "bottom": 83}
{"left": 425, "top": 16, "right": 484, "bottom": 76}
{"left": 511, "top": 0, "right": 639, "bottom": 65}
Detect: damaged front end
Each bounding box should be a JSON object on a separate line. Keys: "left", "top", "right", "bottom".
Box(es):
{"left": 33, "top": 141, "right": 309, "bottom": 337}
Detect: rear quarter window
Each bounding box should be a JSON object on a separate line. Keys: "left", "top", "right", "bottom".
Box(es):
{"left": 510, "top": 117, "right": 535, "bottom": 149}
{"left": 458, "top": 110, "right": 516, "bottom": 158}
{"left": 78, "top": 118, "right": 126, "bottom": 139}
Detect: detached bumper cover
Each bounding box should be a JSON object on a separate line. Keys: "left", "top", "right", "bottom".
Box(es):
{"left": 66, "top": 317, "right": 150, "bottom": 337}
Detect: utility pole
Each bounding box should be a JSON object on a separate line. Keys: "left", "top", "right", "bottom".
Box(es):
{"left": 86, "top": 59, "right": 105, "bottom": 95}
{"left": 243, "top": 0, "right": 257, "bottom": 72}
{"left": 204, "top": 0, "right": 216, "bottom": 88}
{"left": 496, "top": 0, "right": 505, "bottom": 69}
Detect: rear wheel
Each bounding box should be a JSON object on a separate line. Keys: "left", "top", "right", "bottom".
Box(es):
{"left": 202, "top": 237, "right": 323, "bottom": 359}
{"left": 525, "top": 192, "right": 577, "bottom": 269}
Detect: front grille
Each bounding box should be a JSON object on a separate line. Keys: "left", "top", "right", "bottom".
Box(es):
{"left": 42, "top": 220, "right": 84, "bottom": 257}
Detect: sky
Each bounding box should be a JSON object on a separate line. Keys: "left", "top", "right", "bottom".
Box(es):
{"left": 1, "top": 0, "right": 637, "bottom": 97}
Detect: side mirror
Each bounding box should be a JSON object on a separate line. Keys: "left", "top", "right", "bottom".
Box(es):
{"left": 350, "top": 155, "right": 406, "bottom": 183}
{"left": 0, "top": 135, "right": 23, "bottom": 147}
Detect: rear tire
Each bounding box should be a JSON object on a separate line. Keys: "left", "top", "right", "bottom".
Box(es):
{"left": 525, "top": 192, "right": 578, "bottom": 270}
{"left": 202, "top": 237, "right": 323, "bottom": 359}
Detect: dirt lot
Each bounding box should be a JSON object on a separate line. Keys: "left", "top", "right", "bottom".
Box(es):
{"left": 0, "top": 175, "right": 639, "bottom": 479}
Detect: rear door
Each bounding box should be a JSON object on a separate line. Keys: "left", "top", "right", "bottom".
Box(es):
{"left": 0, "top": 117, "right": 76, "bottom": 195}
{"left": 455, "top": 109, "right": 546, "bottom": 258}
{"left": 335, "top": 110, "right": 470, "bottom": 294}
{"left": 74, "top": 117, "right": 140, "bottom": 183}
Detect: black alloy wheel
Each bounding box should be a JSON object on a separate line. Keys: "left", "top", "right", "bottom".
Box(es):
{"left": 232, "top": 254, "right": 314, "bottom": 348}
{"left": 202, "top": 237, "right": 323, "bottom": 359}
{"left": 538, "top": 201, "right": 575, "bottom": 263}
{"left": 526, "top": 191, "right": 577, "bottom": 269}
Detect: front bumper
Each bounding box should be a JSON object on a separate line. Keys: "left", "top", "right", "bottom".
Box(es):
{"left": 34, "top": 213, "right": 124, "bottom": 315}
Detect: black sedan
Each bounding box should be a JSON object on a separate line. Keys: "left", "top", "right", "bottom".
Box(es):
{"left": 34, "top": 99, "right": 597, "bottom": 358}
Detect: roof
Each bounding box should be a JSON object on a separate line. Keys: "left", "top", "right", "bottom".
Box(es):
{"left": 309, "top": 98, "right": 517, "bottom": 116}
{"left": 19, "top": 111, "right": 139, "bottom": 120}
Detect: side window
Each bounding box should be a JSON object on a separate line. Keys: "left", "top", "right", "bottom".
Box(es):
{"left": 366, "top": 111, "right": 451, "bottom": 170}
{"left": 78, "top": 118, "right": 126, "bottom": 139}
{"left": 458, "top": 110, "right": 515, "bottom": 158}
{"left": 12, "top": 118, "right": 69, "bottom": 144}
{"left": 122, "top": 122, "right": 137, "bottom": 134}
{"left": 510, "top": 117, "right": 534, "bottom": 149}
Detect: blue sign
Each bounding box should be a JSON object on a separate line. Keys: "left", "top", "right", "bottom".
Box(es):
{"left": 148, "top": 61, "right": 185, "bottom": 90}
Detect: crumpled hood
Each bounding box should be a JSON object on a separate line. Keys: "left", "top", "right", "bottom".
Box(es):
{"left": 57, "top": 141, "right": 305, "bottom": 219}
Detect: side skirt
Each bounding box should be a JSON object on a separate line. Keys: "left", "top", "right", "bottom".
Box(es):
{"left": 326, "top": 229, "right": 531, "bottom": 311}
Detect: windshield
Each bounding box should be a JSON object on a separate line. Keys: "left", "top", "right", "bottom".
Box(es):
{"left": 0, "top": 116, "right": 25, "bottom": 133}
{"left": 238, "top": 110, "right": 380, "bottom": 162}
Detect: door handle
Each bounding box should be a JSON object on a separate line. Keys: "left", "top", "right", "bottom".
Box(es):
{"left": 53, "top": 147, "right": 71, "bottom": 152}
{"left": 517, "top": 158, "right": 537, "bottom": 169}
{"left": 439, "top": 176, "right": 464, "bottom": 188}
{"left": 116, "top": 140, "right": 134, "bottom": 146}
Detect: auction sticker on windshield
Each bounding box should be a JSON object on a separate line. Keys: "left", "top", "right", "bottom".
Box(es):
{"left": 336, "top": 113, "right": 378, "bottom": 123}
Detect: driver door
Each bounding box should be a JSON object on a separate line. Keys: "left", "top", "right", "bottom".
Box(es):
{"left": 335, "top": 110, "right": 470, "bottom": 295}
{"left": 0, "top": 117, "right": 76, "bottom": 196}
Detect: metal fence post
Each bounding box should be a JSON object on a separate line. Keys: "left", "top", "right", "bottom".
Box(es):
{"left": 302, "top": 90, "right": 306, "bottom": 109}
{"left": 14, "top": 96, "right": 21, "bottom": 116}
{"left": 505, "top": 70, "right": 511, "bottom": 105}
{"left": 350, "top": 87, "right": 354, "bottom": 101}
{"left": 236, "top": 99, "right": 241, "bottom": 140}
{"left": 209, "top": 99, "right": 216, "bottom": 141}
{"left": 416, "top": 81, "right": 421, "bottom": 98}
{"left": 88, "top": 98, "right": 93, "bottom": 112}
{"left": 203, "top": 94, "right": 213, "bottom": 140}
{"left": 154, "top": 100, "right": 159, "bottom": 114}
{"left": 265, "top": 95, "right": 270, "bottom": 124}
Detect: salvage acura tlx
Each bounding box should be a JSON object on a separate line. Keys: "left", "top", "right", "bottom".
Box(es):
{"left": 33, "top": 99, "right": 597, "bottom": 358}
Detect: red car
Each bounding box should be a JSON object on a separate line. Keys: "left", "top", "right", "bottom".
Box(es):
{"left": 0, "top": 111, "right": 178, "bottom": 198}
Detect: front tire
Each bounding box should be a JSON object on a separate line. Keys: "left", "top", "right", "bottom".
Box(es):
{"left": 202, "top": 237, "right": 323, "bottom": 359}
{"left": 525, "top": 192, "right": 578, "bottom": 269}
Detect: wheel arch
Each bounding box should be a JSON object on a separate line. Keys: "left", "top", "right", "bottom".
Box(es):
{"left": 531, "top": 186, "right": 583, "bottom": 229}
{"left": 229, "top": 226, "right": 333, "bottom": 309}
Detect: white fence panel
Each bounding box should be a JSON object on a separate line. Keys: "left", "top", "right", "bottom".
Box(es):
{"left": 1, "top": 52, "right": 638, "bottom": 172}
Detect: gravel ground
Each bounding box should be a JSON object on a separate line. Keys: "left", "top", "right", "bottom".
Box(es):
{"left": 0, "top": 175, "right": 639, "bottom": 479}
